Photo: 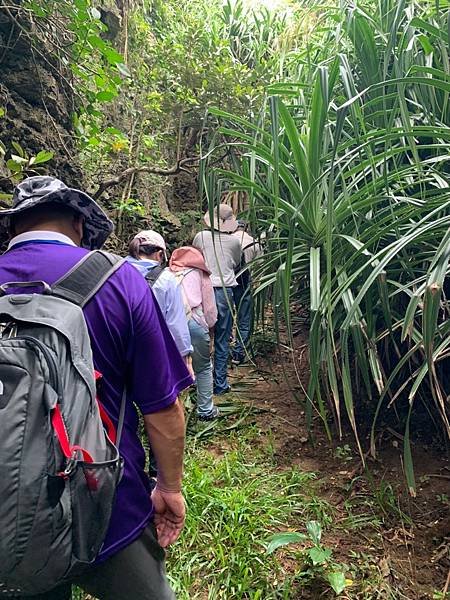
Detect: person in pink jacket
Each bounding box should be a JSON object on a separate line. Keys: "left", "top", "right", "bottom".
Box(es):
{"left": 169, "top": 247, "right": 220, "bottom": 420}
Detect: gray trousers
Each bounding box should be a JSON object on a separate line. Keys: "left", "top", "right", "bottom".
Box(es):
{"left": 18, "top": 524, "right": 175, "bottom": 600}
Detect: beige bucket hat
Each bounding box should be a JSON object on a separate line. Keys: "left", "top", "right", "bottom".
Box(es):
{"left": 203, "top": 203, "right": 238, "bottom": 233}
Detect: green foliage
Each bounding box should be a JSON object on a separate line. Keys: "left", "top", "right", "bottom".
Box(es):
{"left": 23, "top": 0, "right": 128, "bottom": 147}
{"left": 205, "top": 0, "right": 450, "bottom": 487}
{"left": 432, "top": 591, "right": 450, "bottom": 600}
{"left": 221, "top": 0, "right": 291, "bottom": 79}
{"left": 115, "top": 0, "right": 297, "bottom": 152}
{"left": 167, "top": 432, "right": 317, "bottom": 599}
{"left": 113, "top": 197, "right": 145, "bottom": 217}
{"left": 334, "top": 445, "right": 353, "bottom": 462}
{"left": 0, "top": 140, "right": 54, "bottom": 190}
{"left": 266, "top": 532, "right": 306, "bottom": 554}
{"left": 139, "top": 0, "right": 259, "bottom": 119}
{"left": 75, "top": 0, "right": 308, "bottom": 224}
{"left": 267, "top": 521, "right": 349, "bottom": 596}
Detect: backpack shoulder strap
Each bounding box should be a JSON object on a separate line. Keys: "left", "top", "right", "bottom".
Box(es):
{"left": 172, "top": 268, "right": 195, "bottom": 283}
{"left": 145, "top": 264, "right": 164, "bottom": 287}
{"left": 52, "top": 251, "right": 128, "bottom": 450}
{"left": 172, "top": 269, "right": 194, "bottom": 320}
{"left": 52, "top": 250, "right": 125, "bottom": 307}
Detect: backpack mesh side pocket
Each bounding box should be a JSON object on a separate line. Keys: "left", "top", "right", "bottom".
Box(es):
{"left": 70, "top": 447, "right": 123, "bottom": 564}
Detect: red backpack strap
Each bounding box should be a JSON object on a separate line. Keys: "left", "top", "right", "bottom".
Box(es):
{"left": 51, "top": 405, "right": 94, "bottom": 466}
{"left": 97, "top": 401, "right": 117, "bottom": 444}
{"left": 94, "top": 370, "right": 124, "bottom": 446}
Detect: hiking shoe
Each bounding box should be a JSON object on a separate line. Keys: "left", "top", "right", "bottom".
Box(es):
{"left": 198, "top": 406, "right": 220, "bottom": 421}
{"left": 213, "top": 386, "right": 231, "bottom": 396}
{"left": 231, "top": 355, "right": 247, "bottom": 366}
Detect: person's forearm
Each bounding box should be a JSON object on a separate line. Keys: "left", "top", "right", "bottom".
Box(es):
{"left": 144, "top": 399, "right": 185, "bottom": 492}
{"left": 184, "top": 354, "right": 194, "bottom": 378}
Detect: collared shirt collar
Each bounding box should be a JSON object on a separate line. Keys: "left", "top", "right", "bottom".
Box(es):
{"left": 8, "top": 230, "right": 77, "bottom": 250}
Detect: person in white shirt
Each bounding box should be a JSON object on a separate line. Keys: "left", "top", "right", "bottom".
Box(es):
{"left": 193, "top": 204, "right": 241, "bottom": 395}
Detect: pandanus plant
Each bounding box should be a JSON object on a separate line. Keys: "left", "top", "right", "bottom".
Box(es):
{"left": 204, "top": 0, "right": 450, "bottom": 493}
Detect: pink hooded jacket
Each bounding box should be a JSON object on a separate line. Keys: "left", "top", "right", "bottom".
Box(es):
{"left": 169, "top": 246, "right": 218, "bottom": 330}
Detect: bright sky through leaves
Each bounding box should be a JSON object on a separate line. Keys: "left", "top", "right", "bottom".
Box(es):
{"left": 242, "top": 0, "right": 292, "bottom": 12}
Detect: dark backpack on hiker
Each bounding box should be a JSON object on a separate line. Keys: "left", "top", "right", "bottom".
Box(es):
{"left": 235, "top": 243, "right": 253, "bottom": 288}
{"left": 0, "top": 250, "right": 126, "bottom": 596}
{"left": 236, "top": 240, "right": 261, "bottom": 288}
{"left": 145, "top": 264, "right": 164, "bottom": 288}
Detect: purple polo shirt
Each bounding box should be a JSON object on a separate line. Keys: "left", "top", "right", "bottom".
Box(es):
{"left": 0, "top": 239, "right": 192, "bottom": 561}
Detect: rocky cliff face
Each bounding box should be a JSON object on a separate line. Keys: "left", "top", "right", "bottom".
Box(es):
{"left": 0, "top": 6, "right": 82, "bottom": 192}
{"left": 0, "top": 3, "right": 201, "bottom": 248}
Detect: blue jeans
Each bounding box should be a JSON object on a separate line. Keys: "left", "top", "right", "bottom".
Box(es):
{"left": 213, "top": 287, "right": 234, "bottom": 394}
{"left": 232, "top": 284, "right": 253, "bottom": 360}
{"left": 189, "top": 319, "right": 215, "bottom": 417}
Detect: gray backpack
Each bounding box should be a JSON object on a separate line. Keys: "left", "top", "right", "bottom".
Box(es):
{"left": 0, "top": 250, "right": 126, "bottom": 596}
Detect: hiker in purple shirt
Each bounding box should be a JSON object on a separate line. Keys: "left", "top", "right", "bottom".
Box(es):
{"left": 0, "top": 176, "right": 192, "bottom": 599}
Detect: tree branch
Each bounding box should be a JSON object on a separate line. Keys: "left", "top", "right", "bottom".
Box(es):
{"left": 93, "top": 156, "right": 199, "bottom": 200}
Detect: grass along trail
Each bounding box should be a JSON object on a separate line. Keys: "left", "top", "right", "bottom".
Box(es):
{"left": 167, "top": 346, "right": 449, "bottom": 600}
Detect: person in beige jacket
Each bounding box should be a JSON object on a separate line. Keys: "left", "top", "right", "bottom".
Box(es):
{"left": 232, "top": 220, "right": 263, "bottom": 364}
